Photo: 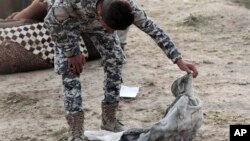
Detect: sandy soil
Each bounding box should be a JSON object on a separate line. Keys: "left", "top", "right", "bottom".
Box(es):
{"left": 0, "top": 0, "right": 250, "bottom": 141}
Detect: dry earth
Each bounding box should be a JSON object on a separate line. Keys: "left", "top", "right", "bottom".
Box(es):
{"left": 0, "top": 0, "right": 250, "bottom": 141}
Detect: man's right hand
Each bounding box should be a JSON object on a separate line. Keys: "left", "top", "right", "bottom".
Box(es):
{"left": 176, "top": 58, "right": 198, "bottom": 78}
{"left": 68, "top": 53, "right": 85, "bottom": 75}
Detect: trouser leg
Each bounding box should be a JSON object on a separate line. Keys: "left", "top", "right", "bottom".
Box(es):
{"left": 89, "top": 32, "right": 126, "bottom": 132}
{"left": 54, "top": 44, "right": 85, "bottom": 140}
{"left": 62, "top": 72, "right": 84, "bottom": 141}
{"left": 62, "top": 73, "right": 83, "bottom": 114}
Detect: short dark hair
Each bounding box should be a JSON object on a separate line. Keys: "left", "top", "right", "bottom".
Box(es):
{"left": 102, "top": 0, "right": 134, "bottom": 30}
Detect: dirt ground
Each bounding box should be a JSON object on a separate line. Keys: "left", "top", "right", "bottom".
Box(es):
{"left": 0, "top": 0, "right": 249, "bottom": 141}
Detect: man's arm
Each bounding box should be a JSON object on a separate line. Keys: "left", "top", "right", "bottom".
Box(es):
{"left": 128, "top": 0, "right": 198, "bottom": 77}
{"left": 128, "top": 0, "right": 181, "bottom": 63}
{"left": 13, "top": 0, "right": 47, "bottom": 20}
{"left": 44, "top": 0, "right": 85, "bottom": 75}
{"left": 45, "top": 0, "right": 81, "bottom": 57}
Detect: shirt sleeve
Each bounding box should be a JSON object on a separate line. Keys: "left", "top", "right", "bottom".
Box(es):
{"left": 128, "top": 0, "right": 182, "bottom": 63}
{"left": 44, "top": 0, "right": 81, "bottom": 57}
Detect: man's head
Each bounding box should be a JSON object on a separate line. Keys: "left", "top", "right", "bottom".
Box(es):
{"left": 99, "top": 0, "right": 134, "bottom": 31}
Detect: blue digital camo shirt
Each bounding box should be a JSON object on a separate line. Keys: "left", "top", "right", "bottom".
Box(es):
{"left": 43, "top": 0, "right": 182, "bottom": 62}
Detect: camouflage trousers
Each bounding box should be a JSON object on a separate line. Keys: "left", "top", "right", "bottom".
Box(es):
{"left": 55, "top": 32, "right": 126, "bottom": 114}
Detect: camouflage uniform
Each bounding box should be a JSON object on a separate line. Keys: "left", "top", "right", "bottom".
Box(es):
{"left": 44, "top": 0, "right": 181, "bottom": 114}
{"left": 117, "top": 28, "right": 130, "bottom": 49}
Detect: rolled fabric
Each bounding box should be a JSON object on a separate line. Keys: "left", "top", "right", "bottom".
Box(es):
{"left": 0, "top": 1, "right": 101, "bottom": 74}
{"left": 0, "top": 19, "right": 100, "bottom": 74}
{"left": 0, "top": 19, "right": 53, "bottom": 74}
{"left": 0, "top": 41, "right": 53, "bottom": 74}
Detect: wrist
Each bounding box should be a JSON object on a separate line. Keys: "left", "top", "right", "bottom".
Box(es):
{"left": 64, "top": 47, "right": 80, "bottom": 58}
{"left": 174, "top": 57, "right": 183, "bottom": 64}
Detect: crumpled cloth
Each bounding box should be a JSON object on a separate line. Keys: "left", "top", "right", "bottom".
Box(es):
{"left": 85, "top": 73, "right": 203, "bottom": 141}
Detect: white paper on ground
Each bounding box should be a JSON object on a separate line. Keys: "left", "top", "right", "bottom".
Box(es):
{"left": 119, "top": 85, "right": 139, "bottom": 98}
{"left": 84, "top": 130, "right": 124, "bottom": 141}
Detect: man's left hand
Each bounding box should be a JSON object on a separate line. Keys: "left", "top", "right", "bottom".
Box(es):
{"left": 176, "top": 59, "right": 198, "bottom": 78}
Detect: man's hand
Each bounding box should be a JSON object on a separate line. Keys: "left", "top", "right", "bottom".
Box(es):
{"left": 68, "top": 53, "right": 85, "bottom": 75}
{"left": 176, "top": 59, "right": 198, "bottom": 78}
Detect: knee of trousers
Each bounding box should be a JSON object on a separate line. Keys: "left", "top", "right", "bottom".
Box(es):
{"left": 53, "top": 51, "right": 68, "bottom": 75}
{"left": 104, "top": 54, "right": 126, "bottom": 67}
{"left": 62, "top": 73, "right": 81, "bottom": 94}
